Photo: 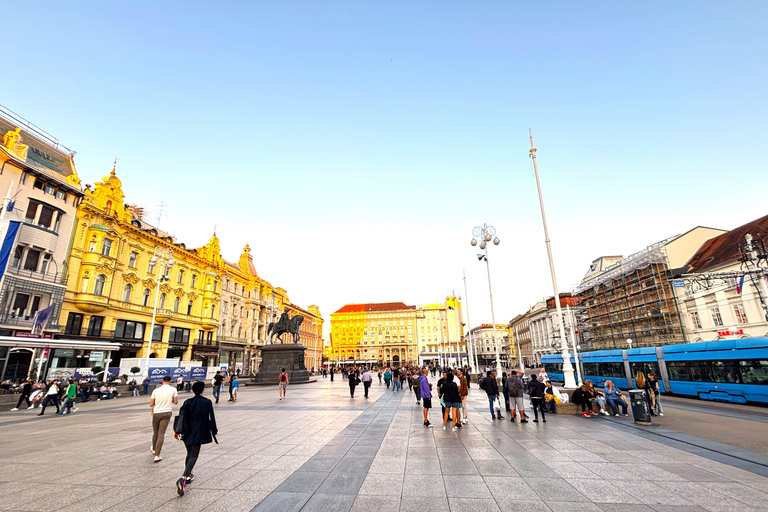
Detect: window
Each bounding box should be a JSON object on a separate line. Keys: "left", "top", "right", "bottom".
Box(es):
{"left": 94, "top": 274, "right": 106, "bottom": 295}
{"left": 710, "top": 307, "right": 723, "bottom": 327}
{"left": 187, "top": 300, "right": 193, "bottom": 315}
{"left": 169, "top": 327, "right": 191, "bottom": 344}
{"left": 65, "top": 313, "right": 83, "bottom": 335}
{"left": 101, "top": 238, "right": 113, "bottom": 256}
{"left": 148, "top": 260, "right": 156, "bottom": 274}
{"left": 115, "top": 319, "right": 145, "bottom": 339}
{"left": 210, "top": 304, "right": 215, "bottom": 318}
{"left": 122, "top": 284, "right": 132, "bottom": 302}
{"left": 690, "top": 311, "right": 702, "bottom": 329}
{"left": 87, "top": 316, "right": 103, "bottom": 336}
{"left": 740, "top": 360, "right": 768, "bottom": 385}
{"left": 159, "top": 293, "right": 166, "bottom": 309}
{"left": 733, "top": 304, "right": 748, "bottom": 324}
{"left": 12, "top": 293, "right": 30, "bottom": 317}
{"left": 142, "top": 288, "right": 151, "bottom": 306}
{"left": 128, "top": 251, "right": 138, "bottom": 268}
{"left": 89, "top": 241, "right": 97, "bottom": 252}
{"left": 152, "top": 325, "right": 163, "bottom": 342}
{"left": 213, "top": 281, "right": 218, "bottom": 292}
{"left": 191, "top": 274, "right": 197, "bottom": 288}
{"left": 23, "top": 249, "right": 41, "bottom": 271}
{"left": 11, "top": 246, "right": 23, "bottom": 268}
{"left": 173, "top": 296, "right": 180, "bottom": 313}
{"left": 44, "top": 184, "right": 55, "bottom": 195}
{"left": 40, "top": 254, "right": 52, "bottom": 275}
{"left": 25, "top": 200, "right": 58, "bottom": 231}
{"left": 55, "top": 189, "right": 65, "bottom": 200}
{"left": 177, "top": 269, "right": 184, "bottom": 284}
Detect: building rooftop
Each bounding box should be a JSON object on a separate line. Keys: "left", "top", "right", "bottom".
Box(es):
{"left": 685, "top": 214, "right": 768, "bottom": 273}
{"left": 334, "top": 302, "right": 415, "bottom": 314}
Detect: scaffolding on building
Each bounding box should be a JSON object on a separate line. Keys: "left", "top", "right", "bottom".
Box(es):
{"left": 575, "top": 239, "right": 686, "bottom": 350}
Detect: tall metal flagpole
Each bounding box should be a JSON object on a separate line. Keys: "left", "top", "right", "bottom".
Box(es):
{"left": 528, "top": 130, "right": 577, "bottom": 389}
{"left": 463, "top": 270, "right": 478, "bottom": 373}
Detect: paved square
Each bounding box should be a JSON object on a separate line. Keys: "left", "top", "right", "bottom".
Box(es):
{"left": 1, "top": 375, "right": 766, "bottom": 511}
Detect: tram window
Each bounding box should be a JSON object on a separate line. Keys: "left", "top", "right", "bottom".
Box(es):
{"left": 710, "top": 361, "right": 741, "bottom": 384}
{"left": 667, "top": 361, "right": 692, "bottom": 381}
{"left": 740, "top": 360, "right": 768, "bottom": 386}
{"left": 584, "top": 362, "right": 624, "bottom": 377}
{"left": 543, "top": 363, "right": 562, "bottom": 374}
{"left": 583, "top": 363, "right": 598, "bottom": 376}
{"left": 631, "top": 362, "right": 660, "bottom": 380}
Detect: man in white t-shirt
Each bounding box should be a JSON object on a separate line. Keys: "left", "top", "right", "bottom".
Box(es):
{"left": 149, "top": 375, "right": 178, "bottom": 462}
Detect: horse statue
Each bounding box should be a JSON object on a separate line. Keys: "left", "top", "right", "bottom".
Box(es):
{"left": 267, "top": 310, "right": 304, "bottom": 344}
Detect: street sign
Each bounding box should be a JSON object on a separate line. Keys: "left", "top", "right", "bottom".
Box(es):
{"left": 672, "top": 279, "right": 685, "bottom": 288}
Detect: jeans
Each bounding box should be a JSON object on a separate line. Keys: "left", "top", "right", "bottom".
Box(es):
{"left": 151, "top": 412, "right": 172, "bottom": 456}
{"left": 530, "top": 397, "right": 545, "bottom": 420}
{"left": 487, "top": 395, "right": 499, "bottom": 417}
{"left": 385, "top": 379, "right": 390, "bottom": 389}
{"left": 143, "top": 384, "right": 149, "bottom": 395}
{"left": 606, "top": 397, "right": 628, "bottom": 415}
{"left": 40, "top": 395, "right": 60, "bottom": 415}
{"left": 546, "top": 398, "right": 556, "bottom": 414}
{"left": 363, "top": 381, "right": 371, "bottom": 397}
{"left": 393, "top": 379, "right": 401, "bottom": 392}
{"left": 653, "top": 394, "right": 663, "bottom": 415}
{"left": 213, "top": 385, "right": 221, "bottom": 403}
{"left": 183, "top": 443, "right": 201, "bottom": 477}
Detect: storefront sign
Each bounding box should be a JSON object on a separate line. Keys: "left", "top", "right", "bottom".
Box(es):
{"left": 47, "top": 368, "right": 76, "bottom": 380}
{"left": 13, "top": 331, "right": 54, "bottom": 339}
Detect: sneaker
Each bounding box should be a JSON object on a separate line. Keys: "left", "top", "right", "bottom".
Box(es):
{"left": 623, "top": 413, "right": 628, "bottom": 417}
{"left": 186, "top": 474, "right": 195, "bottom": 483}
{"left": 416, "top": 401, "right": 420, "bottom": 405}
{"left": 582, "top": 412, "right": 590, "bottom": 418}
{"left": 176, "top": 477, "right": 186, "bottom": 496}
{"left": 615, "top": 413, "right": 620, "bottom": 417}
{"left": 659, "top": 413, "right": 664, "bottom": 416}
{"left": 10, "top": 408, "right": 18, "bottom": 411}
{"left": 543, "top": 419, "right": 546, "bottom": 423}
{"left": 27, "top": 406, "right": 34, "bottom": 410}
{"left": 425, "top": 422, "right": 433, "bottom": 428}
{"left": 452, "top": 427, "right": 457, "bottom": 432}
{"left": 601, "top": 410, "right": 609, "bottom": 416}
{"left": 590, "top": 411, "right": 598, "bottom": 416}
{"left": 154, "top": 455, "right": 162, "bottom": 463}
{"left": 533, "top": 419, "right": 539, "bottom": 423}
{"left": 73, "top": 408, "right": 78, "bottom": 412}
{"left": 497, "top": 415, "right": 504, "bottom": 420}
{"left": 37, "top": 413, "right": 43, "bottom": 416}
{"left": 461, "top": 419, "right": 467, "bottom": 424}
{"left": 442, "top": 425, "right": 447, "bottom": 430}
{"left": 521, "top": 419, "right": 528, "bottom": 423}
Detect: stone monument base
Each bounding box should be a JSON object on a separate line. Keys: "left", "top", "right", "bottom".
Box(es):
{"left": 249, "top": 343, "right": 313, "bottom": 386}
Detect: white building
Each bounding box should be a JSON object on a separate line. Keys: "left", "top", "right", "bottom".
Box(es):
{"left": 528, "top": 294, "right": 583, "bottom": 366}
{"left": 464, "top": 323, "right": 508, "bottom": 370}
{"left": 674, "top": 215, "right": 768, "bottom": 342}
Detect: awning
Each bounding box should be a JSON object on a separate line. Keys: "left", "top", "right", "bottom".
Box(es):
{"left": 0, "top": 336, "right": 121, "bottom": 352}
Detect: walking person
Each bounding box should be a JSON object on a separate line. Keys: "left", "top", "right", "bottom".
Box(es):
{"left": 10, "top": 379, "right": 32, "bottom": 411}
{"left": 329, "top": 367, "right": 334, "bottom": 382}
{"left": 57, "top": 379, "right": 78, "bottom": 415}
{"left": 383, "top": 368, "right": 392, "bottom": 389}
{"left": 37, "top": 380, "right": 60, "bottom": 416}
{"left": 142, "top": 376, "right": 150, "bottom": 395}
{"left": 441, "top": 373, "right": 462, "bottom": 431}
{"left": 278, "top": 368, "right": 289, "bottom": 400}
{"left": 419, "top": 368, "right": 434, "bottom": 427}
{"left": 227, "top": 372, "right": 235, "bottom": 402}
{"left": 150, "top": 375, "right": 178, "bottom": 462}
{"left": 378, "top": 370, "right": 382, "bottom": 384}
{"left": 231, "top": 375, "right": 239, "bottom": 402}
{"left": 501, "top": 372, "right": 510, "bottom": 417}
{"left": 479, "top": 370, "right": 503, "bottom": 420}
{"left": 176, "top": 374, "right": 184, "bottom": 393}
{"left": 212, "top": 371, "right": 224, "bottom": 404}
{"left": 457, "top": 369, "right": 469, "bottom": 423}
{"left": 361, "top": 368, "right": 372, "bottom": 398}
{"left": 349, "top": 368, "right": 359, "bottom": 397}
{"left": 527, "top": 373, "right": 546, "bottom": 423}
{"left": 506, "top": 370, "right": 527, "bottom": 423}
{"left": 174, "top": 381, "right": 218, "bottom": 497}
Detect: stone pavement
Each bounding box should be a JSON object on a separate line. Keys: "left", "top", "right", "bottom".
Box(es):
{"left": 1, "top": 375, "right": 767, "bottom": 512}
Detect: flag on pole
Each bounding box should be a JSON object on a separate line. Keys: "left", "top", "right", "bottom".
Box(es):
{"left": 31, "top": 304, "right": 55, "bottom": 335}
{"left": 736, "top": 275, "right": 745, "bottom": 295}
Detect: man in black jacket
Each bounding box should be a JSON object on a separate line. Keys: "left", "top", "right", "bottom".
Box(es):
{"left": 479, "top": 370, "right": 502, "bottom": 420}
{"left": 174, "top": 381, "right": 218, "bottom": 496}
{"left": 527, "top": 373, "right": 546, "bottom": 423}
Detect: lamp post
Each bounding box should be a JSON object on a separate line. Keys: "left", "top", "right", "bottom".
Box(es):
{"left": 462, "top": 270, "right": 479, "bottom": 374}
{"left": 470, "top": 224, "right": 502, "bottom": 378}
{"left": 446, "top": 290, "right": 462, "bottom": 368}
{"left": 143, "top": 246, "right": 174, "bottom": 379}
{"left": 529, "top": 131, "right": 577, "bottom": 389}
{"left": 437, "top": 316, "right": 447, "bottom": 367}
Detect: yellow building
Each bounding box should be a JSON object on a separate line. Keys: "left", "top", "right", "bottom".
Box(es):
{"left": 330, "top": 302, "right": 417, "bottom": 366}
{"left": 59, "top": 168, "right": 223, "bottom": 366}
{"left": 415, "top": 299, "right": 464, "bottom": 366}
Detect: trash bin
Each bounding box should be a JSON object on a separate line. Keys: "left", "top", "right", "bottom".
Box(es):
{"left": 629, "top": 389, "right": 652, "bottom": 425}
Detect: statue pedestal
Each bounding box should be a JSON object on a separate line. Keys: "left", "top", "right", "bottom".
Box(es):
{"left": 250, "top": 343, "right": 313, "bottom": 385}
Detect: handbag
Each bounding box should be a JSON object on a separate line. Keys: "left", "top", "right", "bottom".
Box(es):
{"left": 494, "top": 397, "right": 501, "bottom": 412}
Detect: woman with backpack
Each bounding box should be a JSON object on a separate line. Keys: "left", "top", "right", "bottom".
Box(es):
{"left": 278, "top": 368, "right": 289, "bottom": 400}
{"left": 174, "top": 381, "right": 217, "bottom": 497}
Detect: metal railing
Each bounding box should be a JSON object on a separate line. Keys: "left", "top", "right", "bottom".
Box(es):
{"left": 5, "top": 266, "right": 65, "bottom": 284}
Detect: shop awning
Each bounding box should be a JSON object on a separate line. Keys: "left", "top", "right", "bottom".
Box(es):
{"left": 0, "top": 336, "right": 121, "bottom": 352}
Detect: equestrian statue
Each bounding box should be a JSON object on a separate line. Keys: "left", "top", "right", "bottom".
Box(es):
{"left": 267, "top": 309, "right": 304, "bottom": 344}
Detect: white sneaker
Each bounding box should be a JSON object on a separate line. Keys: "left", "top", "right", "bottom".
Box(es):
{"left": 659, "top": 413, "right": 663, "bottom": 416}
{"left": 601, "top": 410, "right": 609, "bottom": 416}
{"left": 442, "top": 425, "right": 446, "bottom": 430}
{"left": 615, "top": 413, "right": 620, "bottom": 417}
{"left": 72, "top": 408, "right": 78, "bottom": 413}
{"left": 27, "top": 406, "right": 34, "bottom": 410}
{"left": 452, "top": 427, "right": 458, "bottom": 432}
{"left": 10, "top": 408, "right": 18, "bottom": 411}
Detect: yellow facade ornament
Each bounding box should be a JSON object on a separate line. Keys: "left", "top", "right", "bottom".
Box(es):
{"left": 197, "top": 232, "right": 223, "bottom": 268}
{"left": 2, "top": 127, "right": 29, "bottom": 161}
{"left": 160, "top": 283, "right": 172, "bottom": 294}
{"left": 187, "top": 290, "right": 198, "bottom": 300}
{"left": 174, "top": 287, "right": 185, "bottom": 296}
{"left": 123, "top": 272, "right": 140, "bottom": 284}
{"left": 88, "top": 168, "right": 131, "bottom": 222}
{"left": 142, "top": 278, "right": 156, "bottom": 289}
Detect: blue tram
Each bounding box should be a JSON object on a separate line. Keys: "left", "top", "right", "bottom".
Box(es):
{"left": 540, "top": 338, "right": 768, "bottom": 404}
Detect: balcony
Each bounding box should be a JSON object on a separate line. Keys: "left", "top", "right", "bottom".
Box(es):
{"left": 73, "top": 292, "right": 109, "bottom": 313}
{"left": 154, "top": 309, "right": 171, "bottom": 323}
{"left": 201, "top": 317, "right": 219, "bottom": 331}
{"left": 5, "top": 265, "right": 66, "bottom": 285}
{"left": 60, "top": 327, "right": 116, "bottom": 340}
{"left": 218, "top": 335, "right": 248, "bottom": 347}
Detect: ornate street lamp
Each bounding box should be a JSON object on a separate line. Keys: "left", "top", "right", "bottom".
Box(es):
{"left": 470, "top": 224, "right": 502, "bottom": 377}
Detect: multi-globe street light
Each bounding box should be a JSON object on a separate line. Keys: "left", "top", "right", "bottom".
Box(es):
{"left": 470, "top": 224, "right": 502, "bottom": 377}
{"left": 143, "top": 246, "right": 174, "bottom": 379}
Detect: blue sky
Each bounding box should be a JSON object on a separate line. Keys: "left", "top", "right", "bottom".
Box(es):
{"left": 4, "top": 2, "right": 767, "bottom": 333}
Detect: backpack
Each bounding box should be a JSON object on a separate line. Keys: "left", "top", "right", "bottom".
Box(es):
{"left": 280, "top": 373, "right": 287, "bottom": 383}
{"left": 173, "top": 402, "right": 187, "bottom": 435}
{"left": 508, "top": 377, "right": 522, "bottom": 397}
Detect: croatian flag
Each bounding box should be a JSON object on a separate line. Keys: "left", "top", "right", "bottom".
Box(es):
{"left": 736, "top": 275, "right": 745, "bottom": 295}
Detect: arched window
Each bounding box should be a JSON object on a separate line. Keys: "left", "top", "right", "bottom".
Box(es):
{"left": 142, "top": 288, "right": 150, "bottom": 306}
{"left": 173, "top": 296, "right": 180, "bottom": 313}
{"left": 122, "top": 283, "right": 132, "bottom": 302}
{"left": 94, "top": 274, "right": 106, "bottom": 295}
{"left": 210, "top": 304, "right": 215, "bottom": 318}
{"left": 187, "top": 300, "right": 193, "bottom": 315}
{"left": 159, "top": 293, "right": 166, "bottom": 309}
